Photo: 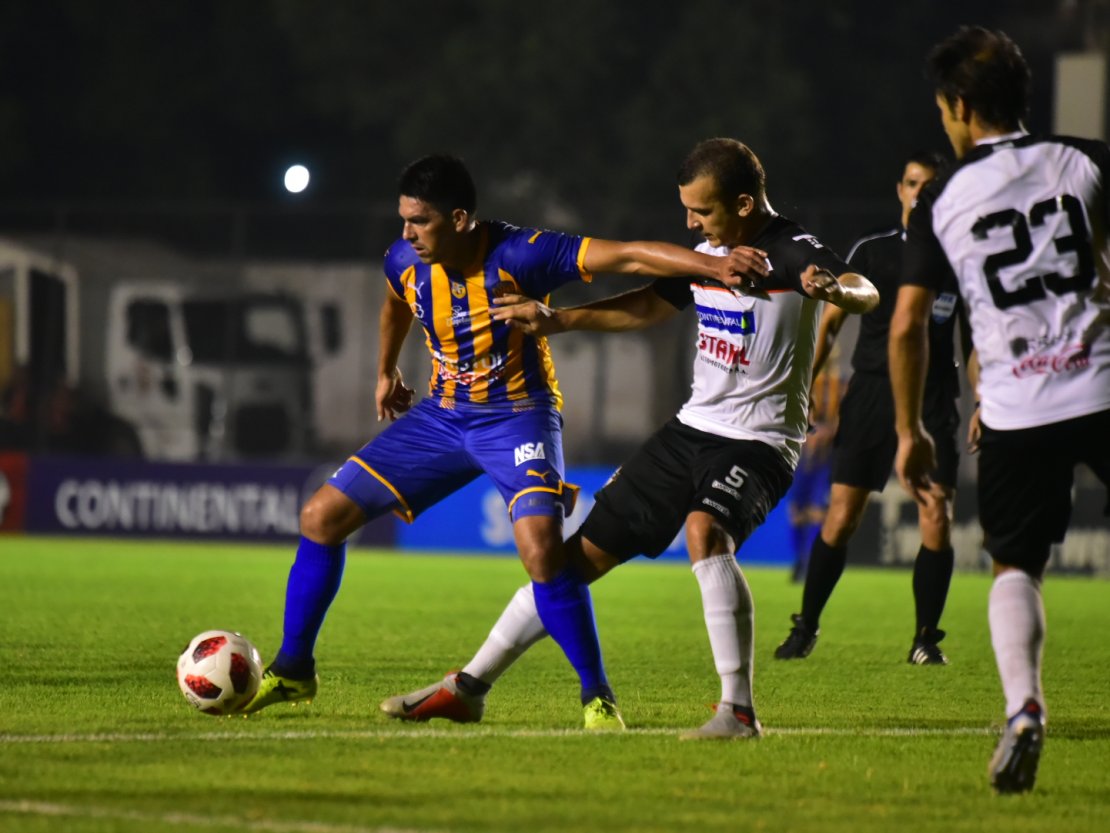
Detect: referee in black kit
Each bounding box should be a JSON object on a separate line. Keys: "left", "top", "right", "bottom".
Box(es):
{"left": 775, "top": 150, "right": 969, "bottom": 666}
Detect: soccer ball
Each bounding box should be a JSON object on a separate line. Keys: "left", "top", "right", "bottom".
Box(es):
{"left": 176, "top": 630, "right": 263, "bottom": 715}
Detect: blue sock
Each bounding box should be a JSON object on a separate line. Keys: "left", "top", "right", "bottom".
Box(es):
{"left": 532, "top": 568, "right": 612, "bottom": 704}
{"left": 274, "top": 537, "right": 346, "bottom": 678}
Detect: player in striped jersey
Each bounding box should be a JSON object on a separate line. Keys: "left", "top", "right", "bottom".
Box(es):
{"left": 243, "top": 154, "right": 768, "bottom": 728}
{"left": 380, "top": 138, "right": 878, "bottom": 738}
{"left": 775, "top": 150, "right": 967, "bottom": 666}
{"left": 891, "top": 27, "right": 1110, "bottom": 793}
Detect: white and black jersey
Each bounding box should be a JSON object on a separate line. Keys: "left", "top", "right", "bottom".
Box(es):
{"left": 652, "top": 215, "right": 851, "bottom": 469}
{"left": 904, "top": 132, "right": 1110, "bottom": 430}
{"left": 847, "top": 226, "right": 961, "bottom": 393}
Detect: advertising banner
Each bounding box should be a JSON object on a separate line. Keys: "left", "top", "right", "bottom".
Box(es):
{"left": 22, "top": 456, "right": 393, "bottom": 546}
{"left": 0, "top": 452, "right": 29, "bottom": 532}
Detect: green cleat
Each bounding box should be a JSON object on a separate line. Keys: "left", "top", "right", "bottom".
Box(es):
{"left": 240, "top": 666, "right": 319, "bottom": 715}
{"left": 583, "top": 696, "right": 626, "bottom": 731}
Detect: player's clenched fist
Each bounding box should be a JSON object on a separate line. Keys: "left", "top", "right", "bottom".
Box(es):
{"left": 720, "top": 245, "right": 770, "bottom": 296}
{"left": 376, "top": 368, "right": 414, "bottom": 421}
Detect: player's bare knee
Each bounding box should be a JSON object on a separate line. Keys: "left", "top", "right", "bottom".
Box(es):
{"left": 918, "top": 499, "right": 953, "bottom": 549}
{"left": 686, "top": 512, "right": 735, "bottom": 561}
{"left": 513, "top": 515, "right": 565, "bottom": 581}
{"left": 820, "top": 509, "right": 860, "bottom": 548}
{"left": 565, "top": 532, "right": 617, "bottom": 583}
{"left": 518, "top": 544, "right": 562, "bottom": 582}
{"left": 299, "top": 489, "right": 361, "bottom": 546}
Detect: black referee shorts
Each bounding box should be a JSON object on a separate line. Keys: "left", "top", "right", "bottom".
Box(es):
{"left": 579, "top": 418, "right": 793, "bottom": 560}
{"left": 978, "top": 407, "right": 1110, "bottom": 572}
{"left": 831, "top": 372, "right": 959, "bottom": 491}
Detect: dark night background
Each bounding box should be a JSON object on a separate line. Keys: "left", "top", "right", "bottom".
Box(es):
{"left": 0, "top": 0, "right": 1103, "bottom": 258}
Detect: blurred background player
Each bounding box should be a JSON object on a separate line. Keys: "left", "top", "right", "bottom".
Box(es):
{"left": 784, "top": 350, "right": 842, "bottom": 583}
{"left": 243, "top": 153, "right": 762, "bottom": 729}
{"left": 379, "top": 138, "right": 877, "bottom": 738}
{"left": 775, "top": 150, "right": 967, "bottom": 665}
{"left": 891, "top": 26, "right": 1110, "bottom": 792}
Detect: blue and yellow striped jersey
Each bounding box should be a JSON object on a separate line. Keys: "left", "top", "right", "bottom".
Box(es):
{"left": 384, "top": 220, "right": 592, "bottom": 410}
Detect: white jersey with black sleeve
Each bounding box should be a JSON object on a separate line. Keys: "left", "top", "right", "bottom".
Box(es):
{"left": 652, "top": 215, "right": 852, "bottom": 470}
{"left": 904, "top": 132, "right": 1110, "bottom": 430}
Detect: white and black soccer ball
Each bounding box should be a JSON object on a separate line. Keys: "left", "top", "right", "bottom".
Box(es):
{"left": 176, "top": 630, "right": 263, "bottom": 715}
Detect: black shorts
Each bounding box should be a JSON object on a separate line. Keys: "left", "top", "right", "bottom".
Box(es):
{"left": 578, "top": 418, "right": 793, "bottom": 560}
{"left": 978, "top": 408, "right": 1110, "bottom": 572}
{"left": 831, "top": 373, "right": 960, "bottom": 491}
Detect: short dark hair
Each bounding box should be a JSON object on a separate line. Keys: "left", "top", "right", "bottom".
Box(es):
{"left": 901, "top": 150, "right": 947, "bottom": 178}
{"left": 398, "top": 154, "right": 477, "bottom": 215}
{"left": 677, "top": 138, "right": 766, "bottom": 201}
{"left": 926, "top": 26, "right": 1030, "bottom": 131}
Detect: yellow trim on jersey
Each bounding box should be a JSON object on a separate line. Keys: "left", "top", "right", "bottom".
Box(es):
{"left": 506, "top": 480, "right": 580, "bottom": 518}
{"left": 430, "top": 266, "right": 459, "bottom": 400}
{"left": 401, "top": 267, "right": 439, "bottom": 394}
{"left": 466, "top": 268, "right": 495, "bottom": 403}
{"left": 528, "top": 230, "right": 543, "bottom": 244}
{"left": 347, "top": 456, "right": 415, "bottom": 524}
{"left": 536, "top": 329, "right": 562, "bottom": 410}
{"left": 577, "top": 237, "right": 594, "bottom": 283}
{"left": 387, "top": 266, "right": 413, "bottom": 301}
{"left": 503, "top": 324, "right": 529, "bottom": 401}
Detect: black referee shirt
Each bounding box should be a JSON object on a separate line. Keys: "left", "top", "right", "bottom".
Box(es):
{"left": 846, "top": 225, "right": 960, "bottom": 391}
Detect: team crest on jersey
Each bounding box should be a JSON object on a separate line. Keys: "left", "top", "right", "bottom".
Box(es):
{"left": 451, "top": 281, "right": 467, "bottom": 299}
{"left": 514, "top": 442, "right": 546, "bottom": 466}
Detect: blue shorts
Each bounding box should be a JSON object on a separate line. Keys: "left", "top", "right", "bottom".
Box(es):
{"left": 328, "top": 398, "right": 578, "bottom": 524}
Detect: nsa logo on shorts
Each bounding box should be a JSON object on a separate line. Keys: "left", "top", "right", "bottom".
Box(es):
{"left": 514, "top": 442, "right": 546, "bottom": 466}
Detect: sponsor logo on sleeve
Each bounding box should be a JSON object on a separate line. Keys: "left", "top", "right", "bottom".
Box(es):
{"left": 701, "top": 497, "right": 731, "bottom": 517}
{"left": 931, "top": 292, "right": 958, "bottom": 323}
{"left": 711, "top": 479, "right": 741, "bottom": 500}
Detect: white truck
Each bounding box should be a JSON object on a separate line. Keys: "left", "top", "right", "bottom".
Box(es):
{"left": 0, "top": 235, "right": 315, "bottom": 461}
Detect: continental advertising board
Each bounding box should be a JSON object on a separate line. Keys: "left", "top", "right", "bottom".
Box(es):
{"left": 0, "top": 454, "right": 392, "bottom": 546}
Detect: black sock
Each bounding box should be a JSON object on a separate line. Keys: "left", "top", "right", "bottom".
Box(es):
{"left": 913, "top": 544, "right": 954, "bottom": 636}
{"left": 800, "top": 537, "right": 847, "bottom": 631}
{"left": 455, "top": 671, "right": 491, "bottom": 696}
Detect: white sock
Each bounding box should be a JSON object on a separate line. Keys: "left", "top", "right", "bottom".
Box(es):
{"left": 692, "top": 554, "right": 754, "bottom": 709}
{"left": 988, "top": 570, "right": 1046, "bottom": 719}
{"left": 462, "top": 584, "right": 548, "bottom": 685}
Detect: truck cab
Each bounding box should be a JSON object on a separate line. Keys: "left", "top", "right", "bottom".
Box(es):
{"left": 109, "top": 283, "right": 312, "bottom": 460}
{"left": 0, "top": 237, "right": 314, "bottom": 461}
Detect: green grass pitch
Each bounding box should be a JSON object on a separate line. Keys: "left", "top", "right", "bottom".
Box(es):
{"left": 1, "top": 536, "right": 1108, "bottom": 833}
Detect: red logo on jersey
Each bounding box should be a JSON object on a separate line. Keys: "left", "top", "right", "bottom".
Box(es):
{"left": 1011, "top": 343, "right": 1090, "bottom": 378}
{"left": 698, "top": 333, "right": 750, "bottom": 368}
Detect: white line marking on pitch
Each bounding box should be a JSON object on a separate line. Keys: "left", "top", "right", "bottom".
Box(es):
{"left": 0, "top": 725, "right": 996, "bottom": 744}
{"left": 0, "top": 800, "right": 446, "bottom": 833}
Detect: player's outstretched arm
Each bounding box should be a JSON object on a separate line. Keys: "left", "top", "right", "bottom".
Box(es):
{"left": 888, "top": 283, "right": 939, "bottom": 503}
{"left": 490, "top": 286, "right": 678, "bottom": 336}
{"left": 801, "top": 266, "right": 879, "bottom": 314}
{"left": 376, "top": 293, "right": 416, "bottom": 421}
{"left": 584, "top": 239, "right": 769, "bottom": 288}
